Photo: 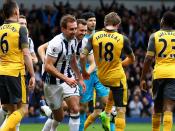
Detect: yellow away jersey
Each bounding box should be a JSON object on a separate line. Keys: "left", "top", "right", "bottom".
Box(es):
{"left": 153, "top": 30, "right": 175, "bottom": 79}
{"left": 0, "top": 23, "right": 25, "bottom": 77}
{"left": 92, "top": 30, "right": 126, "bottom": 87}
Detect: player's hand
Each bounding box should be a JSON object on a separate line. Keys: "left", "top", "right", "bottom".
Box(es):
{"left": 140, "top": 80, "right": 147, "bottom": 92}
{"left": 78, "top": 79, "right": 86, "bottom": 92}
{"left": 82, "top": 70, "right": 90, "bottom": 80}
{"left": 65, "top": 77, "right": 78, "bottom": 88}
{"left": 28, "top": 76, "right": 35, "bottom": 91}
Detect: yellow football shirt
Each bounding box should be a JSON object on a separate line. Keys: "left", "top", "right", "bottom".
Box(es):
{"left": 147, "top": 29, "right": 175, "bottom": 79}
{"left": 83, "top": 30, "right": 133, "bottom": 87}
{"left": 0, "top": 21, "right": 28, "bottom": 77}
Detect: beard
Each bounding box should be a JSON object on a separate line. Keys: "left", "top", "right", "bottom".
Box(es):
{"left": 88, "top": 26, "right": 95, "bottom": 31}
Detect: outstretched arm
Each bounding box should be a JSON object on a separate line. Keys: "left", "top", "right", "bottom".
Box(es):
{"left": 70, "top": 54, "right": 86, "bottom": 92}
{"left": 20, "top": 26, "right": 35, "bottom": 89}
{"left": 140, "top": 55, "right": 153, "bottom": 92}
{"left": 140, "top": 33, "right": 155, "bottom": 92}
{"left": 80, "top": 37, "right": 93, "bottom": 79}
{"left": 87, "top": 53, "right": 96, "bottom": 74}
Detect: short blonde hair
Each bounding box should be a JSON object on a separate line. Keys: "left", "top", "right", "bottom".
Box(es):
{"left": 104, "top": 12, "right": 121, "bottom": 26}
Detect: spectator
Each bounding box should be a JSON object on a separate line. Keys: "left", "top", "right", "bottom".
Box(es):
{"left": 129, "top": 95, "right": 143, "bottom": 117}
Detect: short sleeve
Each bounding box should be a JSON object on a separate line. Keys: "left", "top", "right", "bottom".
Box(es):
{"left": 46, "top": 36, "right": 61, "bottom": 58}
{"left": 81, "top": 37, "right": 93, "bottom": 55}
{"left": 147, "top": 33, "right": 155, "bottom": 56}
{"left": 19, "top": 26, "right": 28, "bottom": 49}
{"left": 28, "top": 37, "right": 35, "bottom": 53}
{"left": 123, "top": 35, "right": 133, "bottom": 55}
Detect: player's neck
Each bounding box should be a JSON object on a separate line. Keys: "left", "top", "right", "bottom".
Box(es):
{"left": 63, "top": 33, "right": 72, "bottom": 41}
{"left": 87, "top": 30, "right": 94, "bottom": 35}
{"left": 7, "top": 16, "right": 18, "bottom": 22}
{"left": 76, "top": 38, "right": 81, "bottom": 43}
{"left": 161, "top": 26, "right": 173, "bottom": 30}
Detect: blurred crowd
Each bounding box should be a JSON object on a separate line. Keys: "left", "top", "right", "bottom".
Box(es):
{"left": 0, "top": 0, "right": 175, "bottom": 118}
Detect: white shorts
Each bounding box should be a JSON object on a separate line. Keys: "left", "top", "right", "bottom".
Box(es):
{"left": 44, "top": 82, "right": 79, "bottom": 110}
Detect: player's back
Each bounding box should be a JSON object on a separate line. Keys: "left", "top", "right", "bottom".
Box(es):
{"left": 153, "top": 29, "right": 175, "bottom": 79}
{"left": 92, "top": 30, "right": 125, "bottom": 86}
{"left": 0, "top": 22, "right": 25, "bottom": 77}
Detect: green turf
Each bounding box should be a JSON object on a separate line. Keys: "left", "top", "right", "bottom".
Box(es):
{"left": 20, "top": 123, "right": 175, "bottom": 131}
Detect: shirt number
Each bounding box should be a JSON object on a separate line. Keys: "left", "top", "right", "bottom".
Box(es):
{"left": 99, "top": 42, "right": 114, "bottom": 61}
{"left": 158, "top": 38, "right": 175, "bottom": 58}
{"left": 0, "top": 33, "right": 9, "bottom": 54}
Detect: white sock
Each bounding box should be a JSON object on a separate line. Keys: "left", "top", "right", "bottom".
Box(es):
{"left": 69, "top": 114, "right": 80, "bottom": 131}
{"left": 0, "top": 107, "right": 7, "bottom": 126}
{"left": 41, "top": 106, "right": 52, "bottom": 117}
{"left": 50, "top": 119, "right": 59, "bottom": 131}
{"left": 16, "top": 123, "right": 20, "bottom": 131}
{"left": 42, "top": 118, "right": 52, "bottom": 131}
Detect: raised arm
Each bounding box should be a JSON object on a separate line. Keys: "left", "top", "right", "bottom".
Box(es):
{"left": 38, "top": 43, "right": 48, "bottom": 63}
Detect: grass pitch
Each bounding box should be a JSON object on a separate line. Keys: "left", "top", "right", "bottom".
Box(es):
{"left": 20, "top": 123, "right": 175, "bottom": 131}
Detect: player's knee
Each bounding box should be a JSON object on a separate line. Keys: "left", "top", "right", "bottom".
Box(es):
{"left": 62, "top": 101, "right": 68, "bottom": 111}
{"left": 70, "top": 105, "right": 80, "bottom": 114}
{"left": 163, "top": 104, "right": 174, "bottom": 112}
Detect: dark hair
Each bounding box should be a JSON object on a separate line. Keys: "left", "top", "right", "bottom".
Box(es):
{"left": 77, "top": 19, "right": 87, "bottom": 26}
{"left": 60, "top": 14, "right": 76, "bottom": 29}
{"left": 3, "top": 0, "right": 18, "bottom": 19}
{"left": 161, "top": 11, "right": 175, "bottom": 27}
{"left": 80, "top": 12, "right": 95, "bottom": 21}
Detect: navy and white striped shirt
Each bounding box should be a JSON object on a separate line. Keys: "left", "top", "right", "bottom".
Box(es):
{"left": 76, "top": 37, "right": 93, "bottom": 57}
{"left": 28, "top": 37, "right": 35, "bottom": 53}
{"left": 45, "top": 33, "right": 77, "bottom": 85}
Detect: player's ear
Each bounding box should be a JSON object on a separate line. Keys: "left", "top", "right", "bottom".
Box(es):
{"left": 116, "top": 24, "right": 120, "bottom": 30}
{"left": 61, "top": 27, "right": 65, "bottom": 31}
{"left": 61, "top": 27, "right": 65, "bottom": 32}
{"left": 13, "top": 8, "right": 19, "bottom": 18}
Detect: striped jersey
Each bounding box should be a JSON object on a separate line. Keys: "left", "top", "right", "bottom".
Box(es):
{"left": 76, "top": 37, "right": 90, "bottom": 56}
{"left": 45, "top": 33, "right": 77, "bottom": 84}
{"left": 76, "top": 37, "right": 93, "bottom": 70}
{"left": 28, "top": 37, "right": 35, "bottom": 53}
